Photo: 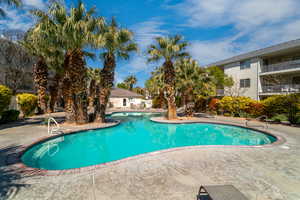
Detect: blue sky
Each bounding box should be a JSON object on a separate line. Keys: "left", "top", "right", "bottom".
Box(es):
{"left": 2, "top": 0, "right": 300, "bottom": 87}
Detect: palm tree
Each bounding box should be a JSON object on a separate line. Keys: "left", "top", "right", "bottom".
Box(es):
{"left": 175, "top": 58, "right": 206, "bottom": 116}
{"left": 87, "top": 67, "right": 101, "bottom": 112}
{"left": 94, "top": 18, "right": 138, "bottom": 123}
{"left": 0, "top": 0, "right": 21, "bottom": 17}
{"left": 31, "top": 2, "right": 103, "bottom": 124}
{"left": 147, "top": 35, "right": 189, "bottom": 120}
{"left": 124, "top": 75, "right": 137, "bottom": 91}
{"left": 21, "top": 29, "right": 49, "bottom": 114}
{"left": 145, "top": 66, "right": 165, "bottom": 108}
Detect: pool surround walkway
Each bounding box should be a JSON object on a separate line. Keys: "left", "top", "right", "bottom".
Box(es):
{"left": 0, "top": 112, "right": 300, "bottom": 200}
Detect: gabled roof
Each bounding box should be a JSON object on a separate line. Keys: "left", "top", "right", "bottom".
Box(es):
{"left": 206, "top": 38, "right": 300, "bottom": 67}
{"left": 110, "top": 88, "right": 143, "bottom": 98}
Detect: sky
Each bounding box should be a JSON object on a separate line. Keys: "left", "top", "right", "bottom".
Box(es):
{"left": 1, "top": 0, "right": 300, "bottom": 86}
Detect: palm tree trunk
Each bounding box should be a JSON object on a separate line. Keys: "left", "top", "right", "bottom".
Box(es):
{"left": 96, "top": 53, "right": 115, "bottom": 123}
{"left": 163, "top": 60, "right": 177, "bottom": 120}
{"left": 88, "top": 79, "right": 96, "bottom": 110}
{"left": 33, "top": 56, "right": 48, "bottom": 114}
{"left": 66, "top": 48, "right": 88, "bottom": 124}
{"left": 49, "top": 73, "right": 61, "bottom": 113}
{"left": 62, "top": 78, "right": 76, "bottom": 123}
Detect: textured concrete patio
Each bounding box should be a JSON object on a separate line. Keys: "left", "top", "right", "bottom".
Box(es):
{"left": 0, "top": 113, "right": 300, "bottom": 200}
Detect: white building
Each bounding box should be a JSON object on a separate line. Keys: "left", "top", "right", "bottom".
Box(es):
{"left": 109, "top": 88, "right": 152, "bottom": 109}
{"left": 208, "top": 39, "right": 300, "bottom": 100}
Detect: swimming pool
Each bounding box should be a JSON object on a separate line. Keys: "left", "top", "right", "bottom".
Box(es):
{"left": 21, "top": 112, "right": 277, "bottom": 170}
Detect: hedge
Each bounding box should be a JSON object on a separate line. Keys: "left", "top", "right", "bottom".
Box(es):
{"left": 17, "top": 93, "right": 38, "bottom": 117}
{"left": 0, "top": 110, "right": 20, "bottom": 124}
{"left": 211, "top": 94, "right": 300, "bottom": 124}
{"left": 0, "top": 85, "right": 12, "bottom": 115}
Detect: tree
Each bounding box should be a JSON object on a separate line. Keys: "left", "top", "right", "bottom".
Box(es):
{"left": 206, "top": 66, "right": 233, "bottom": 88}
{"left": 94, "top": 17, "right": 138, "bottom": 123}
{"left": 87, "top": 67, "right": 101, "bottom": 113}
{"left": 31, "top": 2, "right": 102, "bottom": 124}
{"left": 0, "top": 0, "right": 22, "bottom": 17}
{"left": 124, "top": 75, "right": 137, "bottom": 91}
{"left": 21, "top": 30, "right": 49, "bottom": 114}
{"left": 116, "top": 82, "right": 129, "bottom": 90}
{"left": 145, "top": 66, "right": 165, "bottom": 108}
{"left": 147, "top": 35, "right": 189, "bottom": 119}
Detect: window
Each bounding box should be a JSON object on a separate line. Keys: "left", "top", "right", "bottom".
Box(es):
{"left": 240, "top": 79, "right": 250, "bottom": 88}
{"left": 123, "top": 99, "right": 127, "bottom": 106}
{"left": 240, "top": 60, "right": 251, "bottom": 70}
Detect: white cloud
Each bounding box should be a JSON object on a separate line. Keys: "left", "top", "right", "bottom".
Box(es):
{"left": 0, "top": 0, "right": 46, "bottom": 31}
{"left": 169, "top": 0, "right": 300, "bottom": 65}
{"left": 23, "top": 0, "right": 46, "bottom": 9}
{"left": 0, "top": 7, "right": 34, "bottom": 31}
{"left": 169, "top": 0, "right": 300, "bottom": 29}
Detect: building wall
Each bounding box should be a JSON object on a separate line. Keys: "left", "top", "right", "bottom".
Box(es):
{"left": 109, "top": 97, "right": 143, "bottom": 108}
{"left": 223, "top": 58, "right": 260, "bottom": 100}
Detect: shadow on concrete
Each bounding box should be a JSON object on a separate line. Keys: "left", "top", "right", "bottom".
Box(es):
{"left": 0, "top": 116, "right": 65, "bottom": 131}
{"left": 0, "top": 145, "right": 31, "bottom": 200}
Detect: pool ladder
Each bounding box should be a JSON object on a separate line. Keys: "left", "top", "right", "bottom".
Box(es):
{"left": 245, "top": 115, "right": 268, "bottom": 129}
{"left": 48, "top": 117, "right": 63, "bottom": 135}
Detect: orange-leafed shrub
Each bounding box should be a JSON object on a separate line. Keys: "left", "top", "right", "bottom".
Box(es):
{"left": 208, "top": 98, "right": 219, "bottom": 111}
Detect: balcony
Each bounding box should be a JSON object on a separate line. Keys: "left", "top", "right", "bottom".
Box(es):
{"left": 260, "top": 84, "right": 300, "bottom": 94}
{"left": 261, "top": 59, "right": 300, "bottom": 74}
{"left": 216, "top": 89, "right": 225, "bottom": 96}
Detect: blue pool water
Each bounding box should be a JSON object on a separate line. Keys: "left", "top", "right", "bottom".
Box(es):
{"left": 21, "top": 112, "right": 276, "bottom": 170}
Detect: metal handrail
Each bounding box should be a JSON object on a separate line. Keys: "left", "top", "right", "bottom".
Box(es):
{"left": 245, "top": 115, "right": 268, "bottom": 129}
{"left": 261, "top": 59, "right": 300, "bottom": 73}
{"left": 48, "top": 117, "right": 62, "bottom": 135}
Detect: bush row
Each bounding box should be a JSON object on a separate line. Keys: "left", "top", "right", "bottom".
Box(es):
{"left": 0, "top": 85, "right": 38, "bottom": 123}
{"left": 209, "top": 94, "right": 300, "bottom": 124}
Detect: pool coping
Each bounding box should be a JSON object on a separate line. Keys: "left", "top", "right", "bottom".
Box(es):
{"left": 13, "top": 114, "right": 285, "bottom": 176}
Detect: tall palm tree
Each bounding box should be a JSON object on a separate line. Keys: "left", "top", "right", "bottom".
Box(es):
{"left": 94, "top": 18, "right": 138, "bottom": 123}
{"left": 0, "top": 0, "right": 21, "bottom": 17}
{"left": 147, "top": 35, "right": 189, "bottom": 120}
{"left": 145, "top": 66, "right": 165, "bottom": 108}
{"left": 175, "top": 58, "right": 206, "bottom": 116}
{"left": 87, "top": 67, "right": 101, "bottom": 112}
{"left": 32, "top": 2, "right": 103, "bottom": 124}
{"left": 21, "top": 29, "right": 50, "bottom": 114}
{"left": 124, "top": 75, "right": 137, "bottom": 91}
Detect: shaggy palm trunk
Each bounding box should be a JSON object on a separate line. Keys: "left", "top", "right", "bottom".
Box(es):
{"left": 184, "top": 87, "right": 194, "bottom": 117}
{"left": 163, "top": 60, "right": 177, "bottom": 120}
{"left": 96, "top": 54, "right": 115, "bottom": 123}
{"left": 88, "top": 79, "right": 96, "bottom": 110}
{"left": 33, "top": 57, "right": 48, "bottom": 114}
{"left": 62, "top": 78, "right": 75, "bottom": 123}
{"left": 49, "top": 73, "right": 61, "bottom": 113}
{"left": 66, "top": 49, "right": 88, "bottom": 124}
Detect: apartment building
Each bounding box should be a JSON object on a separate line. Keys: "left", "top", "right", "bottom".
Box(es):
{"left": 208, "top": 39, "right": 300, "bottom": 100}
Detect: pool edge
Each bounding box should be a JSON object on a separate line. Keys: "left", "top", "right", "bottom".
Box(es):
{"left": 16, "top": 116, "right": 286, "bottom": 176}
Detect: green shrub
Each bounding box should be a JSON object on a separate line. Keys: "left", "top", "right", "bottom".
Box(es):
{"left": 223, "top": 113, "right": 231, "bottom": 117}
{"left": 0, "top": 85, "right": 12, "bottom": 115}
{"left": 271, "top": 114, "right": 288, "bottom": 122}
{"left": 262, "top": 95, "right": 289, "bottom": 116}
{"left": 17, "top": 93, "right": 38, "bottom": 117}
{"left": 217, "top": 96, "right": 261, "bottom": 117}
{"left": 0, "top": 110, "right": 20, "bottom": 124}
{"left": 262, "top": 94, "right": 300, "bottom": 124}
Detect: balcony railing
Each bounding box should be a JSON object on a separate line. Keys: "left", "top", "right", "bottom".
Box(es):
{"left": 260, "top": 84, "right": 300, "bottom": 94}
{"left": 261, "top": 59, "right": 300, "bottom": 73}
{"left": 216, "top": 89, "right": 225, "bottom": 96}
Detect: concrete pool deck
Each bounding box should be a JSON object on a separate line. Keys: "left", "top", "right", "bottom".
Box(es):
{"left": 0, "top": 113, "right": 300, "bottom": 200}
